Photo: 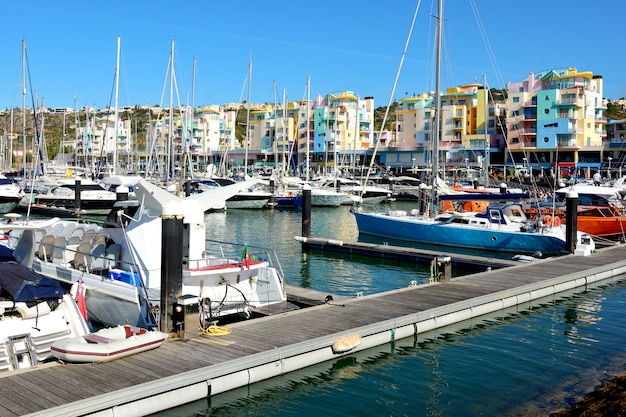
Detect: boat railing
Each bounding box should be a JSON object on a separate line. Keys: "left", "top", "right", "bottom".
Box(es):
{"left": 32, "top": 235, "right": 143, "bottom": 285}
{"left": 188, "top": 239, "right": 285, "bottom": 283}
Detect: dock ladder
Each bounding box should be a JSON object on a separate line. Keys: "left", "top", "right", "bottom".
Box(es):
{"left": 7, "top": 334, "right": 37, "bottom": 370}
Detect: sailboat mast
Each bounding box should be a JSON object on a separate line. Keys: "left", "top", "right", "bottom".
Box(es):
{"left": 189, "top": 56, "right": 196, "bottom": 178}
{"left": 244, "top": 59, "right": 252, "bottom": 177}
{"left": 483, "top": 73, "right": 489, "bottom": 185}
{"left": 113, "top": 37, "right": 120, "bottom": 170}
{"left": 431, "top": 0, "right": 443, "bottom": 208}
{"left": 282, "top": 88, "right": 288, "bottom": 175}
{"left": 305, "top": 76, "right": 310, "bottom": 181}
{"left": 9, "top": 108, "right": 13, "bottom": 170}
{"left": 168, "top": 38, "right": 175, "bottom": 185}
{"left": 21, "top": 38, "right": 26, "bottom": 186}
{"left": 273, "top": 79, "right": 277, "bottom": 175}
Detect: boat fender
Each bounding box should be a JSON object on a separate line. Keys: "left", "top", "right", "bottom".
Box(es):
{"left": 543, "top": 215, "right": 552, "bottom": 227}
{"left": 332, "top": 333, "right": 362, "bottom": 354}
{"left": 553, "top": 216, "right": 561, "bottom": 227}
{"left": 17, "top": 301, "right": 51, "bottom": 319}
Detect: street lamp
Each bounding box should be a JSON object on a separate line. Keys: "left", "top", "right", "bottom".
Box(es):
{"left": 608, "top": 156, "right": 612, "bottom": 179}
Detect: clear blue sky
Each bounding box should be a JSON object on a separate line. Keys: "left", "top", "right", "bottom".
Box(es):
{"left": 1, "top": 0, "right": 624, "bottom": 110}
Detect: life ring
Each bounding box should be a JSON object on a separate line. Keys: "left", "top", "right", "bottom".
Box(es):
{"left": 544, "top": 215, "right": 552, "bottom": 226}
{"left": 553, "top": 216, "right": 561, "bottom": 227}
{"left": 288, "top": 191, "right": 294, "bottom": 197}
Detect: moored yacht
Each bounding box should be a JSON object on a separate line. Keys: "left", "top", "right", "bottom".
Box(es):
{"left": 2, "top": 178, "right": 288, "bottom": 330}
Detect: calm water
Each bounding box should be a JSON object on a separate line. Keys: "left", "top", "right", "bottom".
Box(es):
{"left": 152, "top": 202, "right": 626, "bottom": 416}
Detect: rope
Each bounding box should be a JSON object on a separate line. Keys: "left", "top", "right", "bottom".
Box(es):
{"left": 200, "top": 325, "right": 232, "bottom": 337}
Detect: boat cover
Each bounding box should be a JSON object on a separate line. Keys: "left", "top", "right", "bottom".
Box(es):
{"left": 0, "top": 263, "right": 67, "bottom": 303}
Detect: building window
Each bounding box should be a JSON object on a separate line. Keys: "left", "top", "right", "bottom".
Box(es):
{"left": 512, "top": 97, "right": 520, "bottom": 103}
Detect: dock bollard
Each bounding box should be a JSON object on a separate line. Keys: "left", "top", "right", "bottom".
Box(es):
{"left": 565, "top": 190, "right": 578, "bottom": 253}
{"left": 431, "top": 255, "right": 451, "bottom": 282}
{"left": 302, "top": 184, "right": 311, "bottom": 238}
{"left": 116, "top": 185, "right": 129, "bottom": 202}
{"left": 74, "top": 178, "right": 82, "bottom": 213}
{"left": 160, "top": 201, "right": 184, "bottom": 337}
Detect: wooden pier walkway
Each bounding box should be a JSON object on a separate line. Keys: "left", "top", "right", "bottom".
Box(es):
{"left": 3, "top": 245, "right": 626, "bottom": 417}
{"left": 296, "top": 236, "right": 520, "bottom": 270}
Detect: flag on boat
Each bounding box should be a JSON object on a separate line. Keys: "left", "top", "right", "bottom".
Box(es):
{"left": 241, "top": 245, "right": 250, "bottom": 269}
{"left": 75, "top": 280, "right": 88, "bottom": 322}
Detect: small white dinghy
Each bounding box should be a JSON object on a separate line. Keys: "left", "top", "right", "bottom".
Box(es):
{"left": 51, "top": 325, "right": 168, "bottom": 363}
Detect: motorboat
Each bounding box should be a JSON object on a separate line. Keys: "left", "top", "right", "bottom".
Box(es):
{"left": 19, "top": 176, "right": 119, "bottom": 215}
{"left": 279, "top": 177, "right": 348, "bottom": 207}
{"left": 0, "top": 175, "right": 23, "bottom": 214}
{"left": 0, "top": 262, "right": 90, "bottom": 373}
{"left": 184, "top": 178, "right": 272, "bottom": 209}
{"left": 315, "top": 177, "right": 392, "bottom": 205}
{"left": 51, "top": 325, "right": 167, "bottom": 363}
{"left": 2, "top": 177, "right": 288, "bottom": 329}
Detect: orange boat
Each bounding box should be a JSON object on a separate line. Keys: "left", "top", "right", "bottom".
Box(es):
{"left": 576, "top": 206, "right": 626, "bottom": 239}
{"left": 523, "top": 205, "right": 626, "bottom": 239}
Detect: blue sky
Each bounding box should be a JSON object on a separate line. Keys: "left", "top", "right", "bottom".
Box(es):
{"left": 1, "top": 0, "right": 625, "bottom": 111}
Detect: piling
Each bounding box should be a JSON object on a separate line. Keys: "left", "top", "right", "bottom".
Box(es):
{"left": 160, "top": 201, "right": 184, "bottom": 335}
{"left": 302, "top": 184, "right": 311, "bottom": 238}
{"left": 74, "top": 178, "right": 82, "bottom": 213}
{"left": 269, "top": 178, "right": 275, "bottom": 207}
{"left": 116, "top": 185, "right": 129, "bottom": 202}
{"left": 566, "top": 190, "right": 578, "bottom": 253}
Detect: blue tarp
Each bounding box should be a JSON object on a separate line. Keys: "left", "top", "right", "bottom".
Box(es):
{"left": 0, "top": 263, "right": 67, "bottom": 303}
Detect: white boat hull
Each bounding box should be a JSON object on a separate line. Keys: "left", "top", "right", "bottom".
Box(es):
{"left": 51, "top": 325, "right": 167, "bottom": 363}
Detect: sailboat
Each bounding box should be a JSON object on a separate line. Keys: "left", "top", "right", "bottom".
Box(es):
{"left": 352, "top": 0, "right": 593, "bottom": 257}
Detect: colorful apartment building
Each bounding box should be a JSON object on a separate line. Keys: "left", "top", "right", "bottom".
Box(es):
{"left": 505, "top": 67, "right": 606, "bottom": 178}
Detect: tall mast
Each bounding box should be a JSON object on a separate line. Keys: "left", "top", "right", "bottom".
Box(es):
{"left": 244, "top": 59, "right": 252, "bottom": 177}
{"left": 430, "top": 0, "right": 443, "bottom": 210}
{"left": 305, "top": 76, "right": 310, "bottom": 181}
{"left": 168, "top": 38, "right": 175, "bottom": 185}
{"left": 282, "top": 88, "right": 287, "bottom": 175}
{"left": 21, "top": 38, "right": 26, "bottom": 186}
{"left": 113, "top": 37, "right": 120, "bottom": 170}
{"left": 9, "top": 108, "right": 13, "bottom": 170}
{"left": 190, "top": 56, "right": 196, "bottom": 178}
{"left": 273, "top": 79, "right": 277, "bottom": 175}
{"left": 483, "top": 73, "right": 489, "bottom": 185}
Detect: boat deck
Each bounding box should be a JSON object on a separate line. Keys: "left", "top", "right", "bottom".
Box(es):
{"left": 3, "top": 245, "right": 626, "bottom": 417}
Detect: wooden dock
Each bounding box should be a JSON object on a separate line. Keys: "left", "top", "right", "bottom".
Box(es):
{"left": 3, "top": 245, "right": 626, "bottom": 417}
{"left": 295, "top": 236, "right": 521, "bottom": 270}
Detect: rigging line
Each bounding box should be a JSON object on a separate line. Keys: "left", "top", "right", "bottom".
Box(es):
{"left": 469, "top": 0, "right": 505, "bottom": 88}
{"left": 361, "top": 0, "right": 423, "bottom": 200}
{"left": 24, "top": 48, "right": 45, "bottom": 178}
{"left": 96, "top": 69, "right": 118, "bottom": 175}
{"left": 23, "top": 48, "right": 44, "bottom": 220}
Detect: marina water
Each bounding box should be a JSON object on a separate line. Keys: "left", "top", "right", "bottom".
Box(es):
{"left": 151, "top": 202, "right": 626, "bottom": 416}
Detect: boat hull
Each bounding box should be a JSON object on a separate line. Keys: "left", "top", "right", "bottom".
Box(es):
{"left": 50, "top": 325, "right": 167, "bottom": 363}
{"left": 353, "top": 211, "right": 568, "bottom": 255}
